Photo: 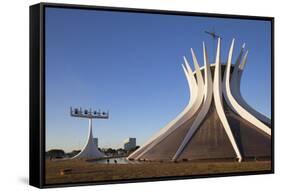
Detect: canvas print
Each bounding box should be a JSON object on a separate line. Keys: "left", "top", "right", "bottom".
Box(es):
{"left": 44, "top": 6, "right": 272, "bottom": 185}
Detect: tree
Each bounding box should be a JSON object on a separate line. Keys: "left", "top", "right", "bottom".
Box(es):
{"left": 47, "top": 149, "right": 65, "bottom": 159}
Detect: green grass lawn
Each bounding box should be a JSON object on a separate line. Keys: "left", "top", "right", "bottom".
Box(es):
{"left": 45, "top": 160, "right": 271, "bottom": 185}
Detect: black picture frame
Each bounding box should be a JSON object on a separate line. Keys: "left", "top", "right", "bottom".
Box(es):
{"left": 30, "top": 2, "right": 274, "bottom": 189}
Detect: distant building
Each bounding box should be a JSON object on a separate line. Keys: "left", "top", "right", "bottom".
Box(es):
{"left": 93, "top": 137, "right": 98, "bottom": 147}
{"left": 124, "top": 138, "right": 136, "bottom": 151}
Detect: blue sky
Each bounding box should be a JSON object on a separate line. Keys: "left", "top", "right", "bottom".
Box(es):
{"left": 45, "top": 7, "right": 271, "bottom": 152}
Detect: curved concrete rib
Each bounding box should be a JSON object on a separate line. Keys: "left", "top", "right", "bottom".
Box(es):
{"left": 230, "top": 47, "right": 271, "bottom": 125}
{"left": 172, "top": 42, "right": 213, "bottom": 161}
{"left": 229, "top": 44, "right": 244, "bottom": 101}
{"left": 213, "top": 38, "right": 242, "bottom": 162}
{"left": 223, "top": 39, "right": 271, "bottom": 136}
{"left": 128, "top": 59, "right": 198, "bottom": 159}
{"left": 133, "top": 49, "right": 205, "bottom": 160}
{"left": 128, "top": 57, "right": 198, "bottom": 159}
